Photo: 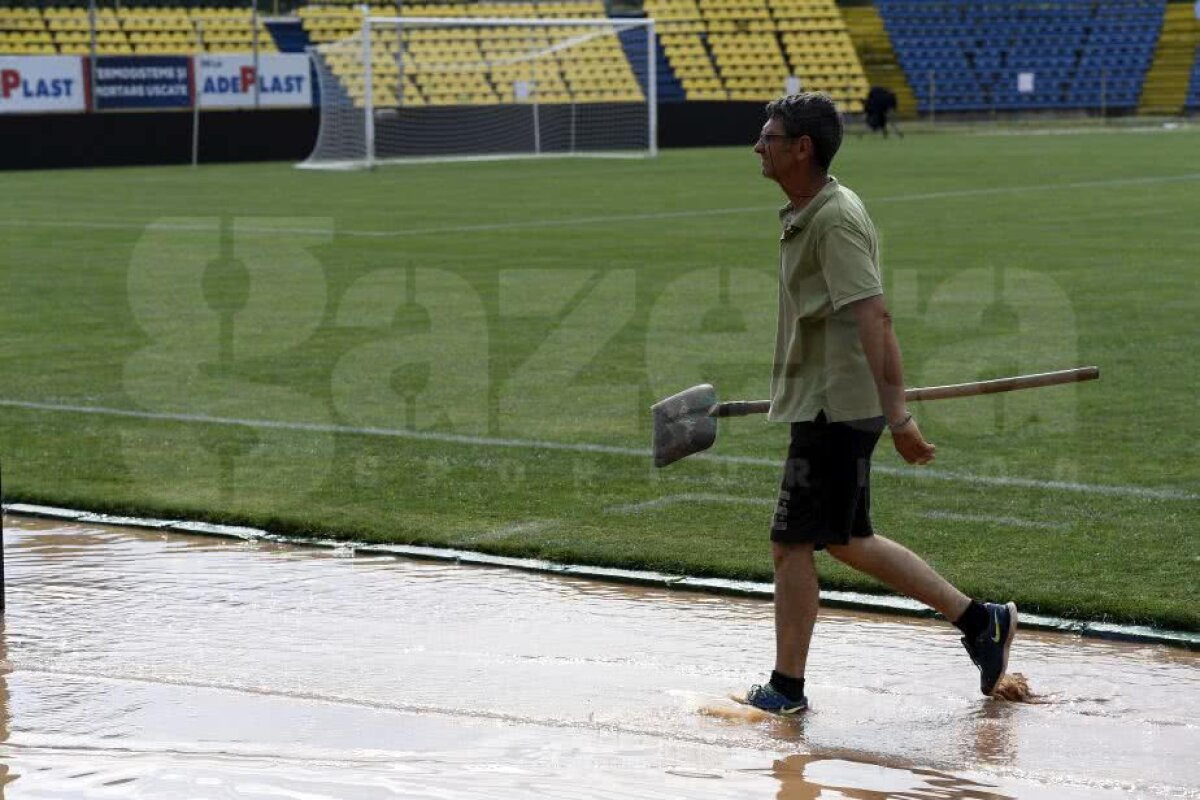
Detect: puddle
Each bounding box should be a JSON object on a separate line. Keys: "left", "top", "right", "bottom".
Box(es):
{"left": 0, "top": 517, "right": 1195, "bottom": 798}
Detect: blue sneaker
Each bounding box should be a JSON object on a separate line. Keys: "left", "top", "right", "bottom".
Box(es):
{"left": 743, "top": 682, "right": 808, "bottom": 715}
{"left": 961, "top": 601, "right": 1018, "bottom": 696}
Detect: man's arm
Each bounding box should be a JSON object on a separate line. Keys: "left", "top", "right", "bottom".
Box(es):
{"left": 850, "top": 295, "right": 936, "bottom": 465}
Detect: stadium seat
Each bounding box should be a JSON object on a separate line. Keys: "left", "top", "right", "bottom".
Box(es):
{"left": 308, "top": 1, "right": 646, "bottom": 108}
{"left": 0, "top": 4, "right": 280, "bottom": 56}
{"left": 645, "top": 0, "right": 867, "bottom": 106}
{"left": 877, "top": 0, "right": 1167, "bottom": 112}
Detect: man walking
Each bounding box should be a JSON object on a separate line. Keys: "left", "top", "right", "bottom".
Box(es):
{"left": 745, "top": 93, "right": 1016, "bottom": 714}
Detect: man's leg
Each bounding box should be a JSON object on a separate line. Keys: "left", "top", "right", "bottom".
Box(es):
{"left": 826, "top": 533, "right": 1018, "bottom": 696}
{"left": 825, "top": 533, "right": 969, "bottom": 620}
{"left": 743, "top": 539, "right": 814, "bottom": 713}
{"left": 773, "top": 541, "right": 819, "bottom": 680}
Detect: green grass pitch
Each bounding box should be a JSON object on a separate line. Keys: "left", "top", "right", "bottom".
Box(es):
{"left": 1, "top": 125, "right": 1197, "bottom": 629}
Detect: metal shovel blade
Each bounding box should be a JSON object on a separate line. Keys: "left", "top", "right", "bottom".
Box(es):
{"left": 651, "top": 384, "right": 718, "bottom": 467}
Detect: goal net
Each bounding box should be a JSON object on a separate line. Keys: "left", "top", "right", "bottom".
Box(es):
{"left": 300, "top": 14, "right": 657, "bottom": 169}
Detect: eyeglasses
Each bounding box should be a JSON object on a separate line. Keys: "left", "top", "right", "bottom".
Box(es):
{"left": 756, "top": 132, "right": 792, "bottom": 145}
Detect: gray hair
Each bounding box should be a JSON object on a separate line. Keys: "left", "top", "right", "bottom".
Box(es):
{"left": 764, "top": 92, "right": 843, "bottom": 170}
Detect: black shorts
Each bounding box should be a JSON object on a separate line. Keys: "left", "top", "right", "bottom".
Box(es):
{"left": 770, "top": 411, "right": 886, "bottom": 549}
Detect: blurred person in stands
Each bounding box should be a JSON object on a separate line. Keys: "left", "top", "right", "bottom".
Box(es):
{"left": 863, "top": 86, "right": 903, "bottom": 139}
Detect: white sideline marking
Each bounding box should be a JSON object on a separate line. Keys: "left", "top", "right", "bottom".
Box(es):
{"left": 5, "top": 173, "right": 1200, "bottom": 239}
{"left": 869, "top": 172, "right": 1200, "bottom": 204}
{"left": 0, "top": 398, "right": 647, "bottom": 458}
{"left": 919, "top": 510, "right": 1070, "bottom": 531}
{"left": 967, "top": 124, "right": 1196, "bottom": 137}
{"left": 605, "top": 493, "right": 773, "bottom": 515}
{"left": 1, "top": 397, "right": 1195, "bottom": 502}
{"left": 693, "top": 450, "right": 1200, "bottom": 501}
{"left": 872, "top": 465, "right": 1198, "bottom": 500}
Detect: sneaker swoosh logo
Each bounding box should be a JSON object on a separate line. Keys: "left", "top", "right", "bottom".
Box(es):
{"left": 992, "top": 614, "right": 1002, "bottom": 643}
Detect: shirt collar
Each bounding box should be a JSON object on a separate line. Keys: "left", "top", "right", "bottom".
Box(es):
{"left": 779, "top": 176, "right": 839, "bottom": 239}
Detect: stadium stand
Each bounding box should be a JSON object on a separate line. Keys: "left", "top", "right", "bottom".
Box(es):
{"left": 0, "top": 5, "right": 275, "bottom": 55}
{"left": 0, "top": 0, "right": 871, "bottom": 114}
{"left": 877, "top": 0, "right": 1165, "bottom": 112}
{"left": 0, "top": 6, "right": 56, "bottom": 55}
{"left": 615, "top": 23, "right": 687, "bottom": 104}
{"left": 1141, "top": 1, "right": 1200, "bottom": 113}
{"left": 302, "top": 2, "right": 645, "bottom": 107}
{"left": 643, "top": 0, "right": 728, "bottom": 99}
{"left": 8, "top": 0, "right": 1178, "bottom": 116}
{"left": 841, "top": 3, "right": 916, "bottom": 118}
{"left": 644, "top": 0, "right": 869, "bottom": 107}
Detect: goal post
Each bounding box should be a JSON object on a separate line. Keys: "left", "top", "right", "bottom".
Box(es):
{"left": 300, "top": 12, "right": 657, "bottom": 169}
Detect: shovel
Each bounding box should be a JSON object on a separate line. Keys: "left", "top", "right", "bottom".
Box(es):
{"left": 651, "top": 366, "right": 1100, "bottom": 467}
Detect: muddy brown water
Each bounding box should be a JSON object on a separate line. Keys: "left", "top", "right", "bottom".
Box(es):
{"left": 0, "top": 517, "right": 1196, "bottom": 799}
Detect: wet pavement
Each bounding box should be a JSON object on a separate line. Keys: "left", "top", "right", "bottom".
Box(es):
{"left": 0, "top": 517, "right": 1196, "bottom": 799}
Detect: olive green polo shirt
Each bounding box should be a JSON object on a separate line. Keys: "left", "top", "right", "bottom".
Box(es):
{"left": 768, "top": 177, "right": 884, "bottom": 423}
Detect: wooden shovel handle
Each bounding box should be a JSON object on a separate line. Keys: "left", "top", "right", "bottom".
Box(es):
{"left": 712, "top": 366, "right": 1099, "bottom": 416}
{"left": 712, "top": 400, "right": 772, "bottom": 417}
{"left": 903, "top": 366, "right": 1099, "bottom": 402}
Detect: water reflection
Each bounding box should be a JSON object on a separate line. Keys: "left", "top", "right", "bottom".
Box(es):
{"left": 772, "top": 753, "right": 1017, "bottom": 800}
{"left": 969, "top": 697, "right": 1020, "bottom": 768}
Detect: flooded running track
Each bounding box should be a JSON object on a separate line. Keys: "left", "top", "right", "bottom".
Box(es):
{"left": 0, "top": 517, "right": 1196, "bottom": 799}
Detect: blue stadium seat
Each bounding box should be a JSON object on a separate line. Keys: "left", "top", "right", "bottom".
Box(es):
{"left": 876, "top": 0, "right": 1166, "bottom": 112}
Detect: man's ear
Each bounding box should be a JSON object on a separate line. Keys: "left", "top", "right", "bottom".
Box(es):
{"left": 791, "top": 134, "right": 813, "bottom": 161}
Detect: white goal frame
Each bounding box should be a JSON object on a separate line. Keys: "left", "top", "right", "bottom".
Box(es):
{"left": 300, "top": 11, "right": 658, "bottom": 169}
